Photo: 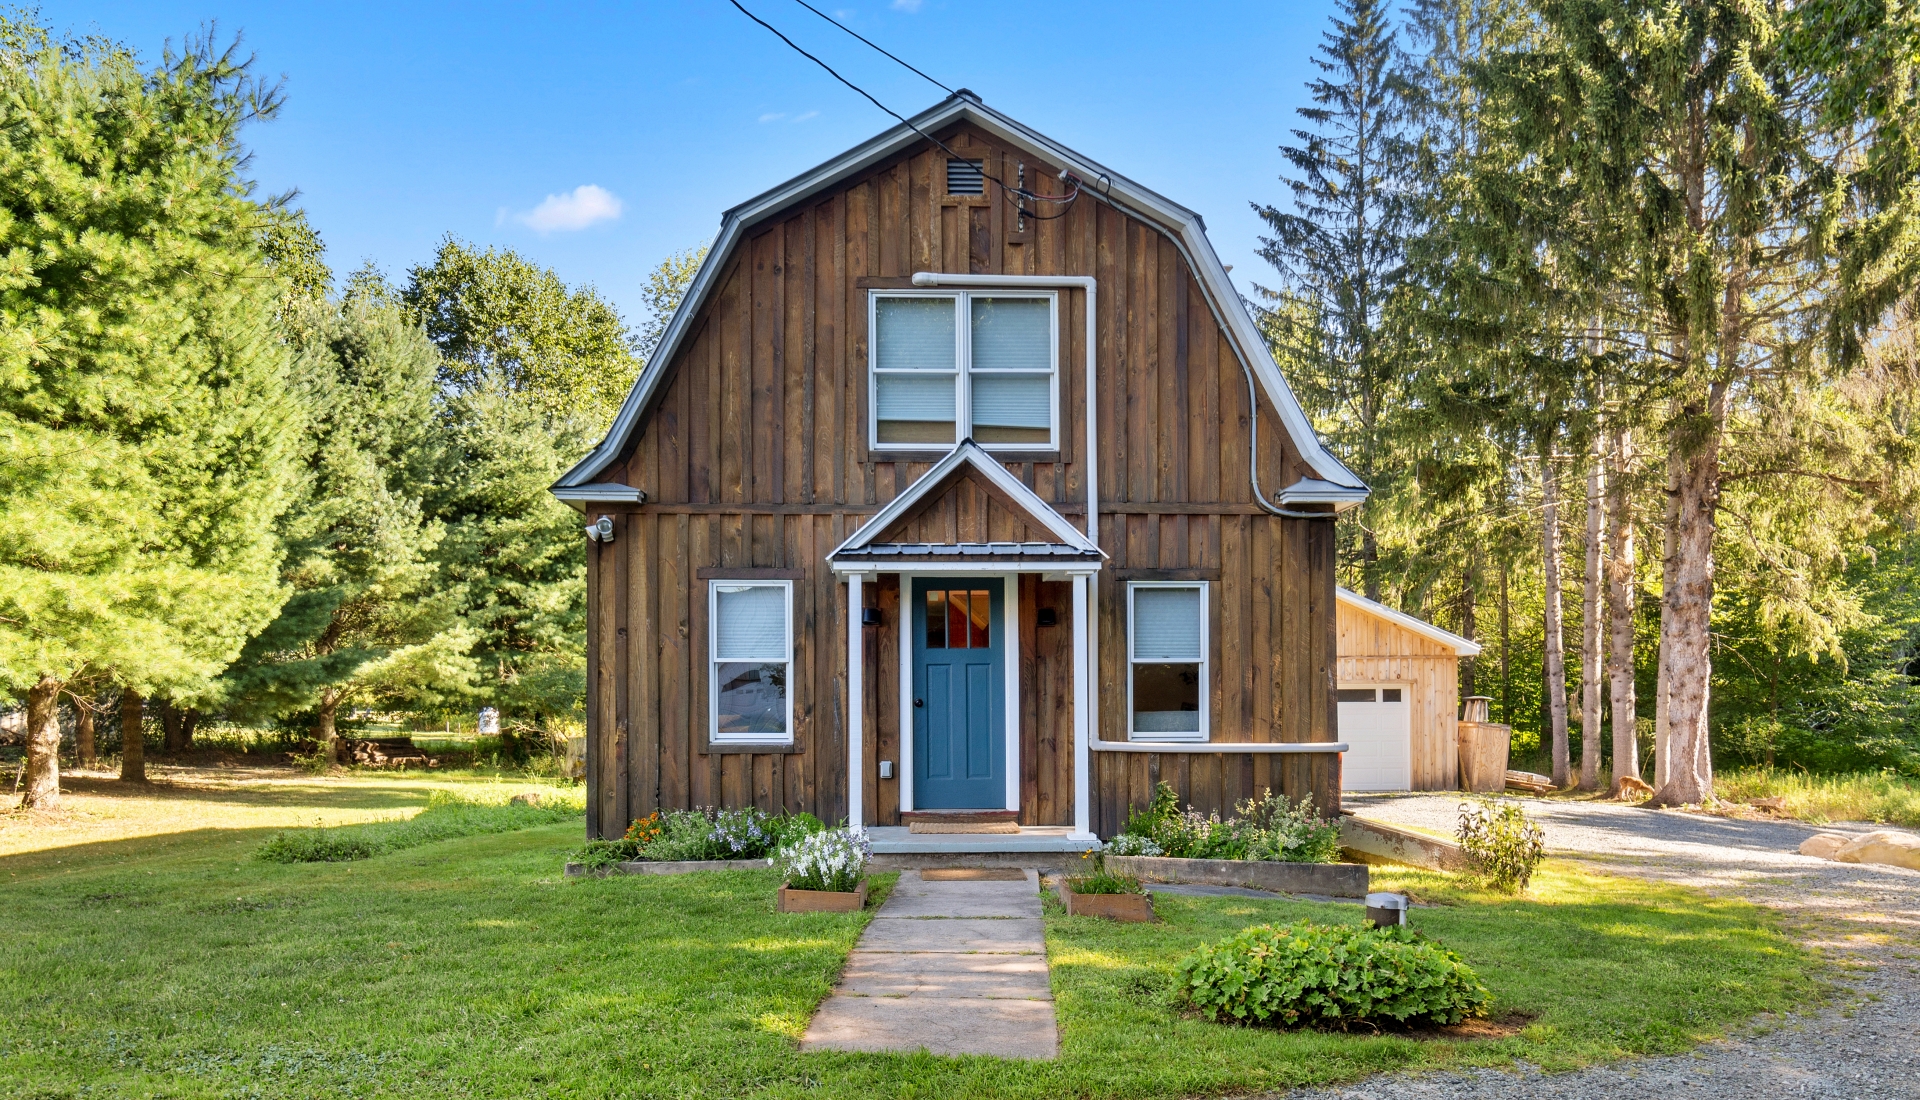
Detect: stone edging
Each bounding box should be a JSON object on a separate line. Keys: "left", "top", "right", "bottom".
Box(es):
{"left": 1105, "top": 854, "right": 1369, "bottom": 897}
{"left": 563, "top": 858, "right": 770, "bottom": 878}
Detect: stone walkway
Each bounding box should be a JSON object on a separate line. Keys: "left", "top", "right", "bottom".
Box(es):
{"left": 800, "top": 868, "right": 1058, "bottom": 1060}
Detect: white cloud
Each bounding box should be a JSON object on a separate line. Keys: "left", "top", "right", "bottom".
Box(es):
{"left": 793, "top": 110, "right": 820, "bottom": 122}
{"left": 516, "top": 185, "right": 623, "bottom": 233}
{"left": 891, "top": 0, "right": 922, "bottom": 11}
{"left": 759, "top": 111, "right": 786, "bottom": 123}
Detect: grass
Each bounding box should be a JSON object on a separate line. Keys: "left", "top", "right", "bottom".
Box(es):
{"left": 256, "top": 789, "right": 586, "bottom": 862}
{"left": 1714, "top": 767, "right": 1920, "bottom": 828}
{"left": 0, "top": 769, "right": 1821, "bottom": 1099}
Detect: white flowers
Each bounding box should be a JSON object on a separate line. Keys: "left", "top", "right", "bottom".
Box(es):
{"left": 772, "top": 827, "right": 871, "bottom": 892}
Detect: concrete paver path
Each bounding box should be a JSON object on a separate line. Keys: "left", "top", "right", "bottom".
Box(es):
{"left": 800, "top": 869, "right": 1058, "bottom": 1060}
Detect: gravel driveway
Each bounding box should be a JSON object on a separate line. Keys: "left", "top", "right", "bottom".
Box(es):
{"left": 1276, "top": 794, "right": 1920, "bottom": 1100}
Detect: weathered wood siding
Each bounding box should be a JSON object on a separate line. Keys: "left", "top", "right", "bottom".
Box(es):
{"left": 582, "top": 123, "right": 1338, "bottom": 839}
{"left": 1335, "top": 602, "right": 1461, "bottom": 791}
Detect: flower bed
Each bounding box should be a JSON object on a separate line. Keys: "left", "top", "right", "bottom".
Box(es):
{"left": 568, "top": 807, "right": 825, "bottom": 873}
{"left": 1109, "top": 783, "right": 1344, "bottom": 862}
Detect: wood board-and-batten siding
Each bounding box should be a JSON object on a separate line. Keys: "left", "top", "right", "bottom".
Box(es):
{"left": 581, "top": 123, "right": 1339, "bottom": 840}
{"left": 1336, "top": 603, "right": 1461, "bottom": 791}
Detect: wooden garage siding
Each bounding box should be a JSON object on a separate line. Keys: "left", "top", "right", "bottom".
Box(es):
{"left": 1336, "top": 603, "right": 1460, "bottom": 792}
{"left": 582, "top": 123, "right": 1339, "bottom": 838}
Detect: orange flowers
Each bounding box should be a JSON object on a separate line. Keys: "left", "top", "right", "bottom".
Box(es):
{"left": 623, "top": 812, "right": 664, "bottom": 845}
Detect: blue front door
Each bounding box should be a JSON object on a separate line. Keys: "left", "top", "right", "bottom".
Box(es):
{"left": 911, "top": 578, "right": 1006, "bottom": 809}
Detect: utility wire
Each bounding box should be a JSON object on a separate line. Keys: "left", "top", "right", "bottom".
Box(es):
{"left": 790, "top": 0, "right": 953, "bottom": 95}
{"left": 725, "top": 0, "right": 1080, "bottom": 218}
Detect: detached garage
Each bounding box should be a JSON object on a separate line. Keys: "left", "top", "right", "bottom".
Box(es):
{"left": 1335, "top": 588, "right": 1481, "bottom": 792}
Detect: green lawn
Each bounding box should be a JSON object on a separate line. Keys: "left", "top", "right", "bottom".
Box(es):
{"left": 0, "top": 804, "right": 1819, "bottom": 1099}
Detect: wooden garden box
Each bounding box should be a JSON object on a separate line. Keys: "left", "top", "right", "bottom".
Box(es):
{"left": 1059, "top": 885, "right": 1154, "bottom": 922}
{"left": 777, "top": 880, "right": 869, "bottom": 913}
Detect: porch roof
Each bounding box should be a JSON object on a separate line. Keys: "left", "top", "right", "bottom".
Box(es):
{"left": 827, "top": 440, "right": 1104, "bottom": 571}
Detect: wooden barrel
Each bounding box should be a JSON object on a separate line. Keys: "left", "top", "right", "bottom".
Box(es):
{"left": 1457, "top": 721, "right": 1512, "bottom": 793}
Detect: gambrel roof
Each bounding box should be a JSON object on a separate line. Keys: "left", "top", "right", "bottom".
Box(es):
{"left": 553, "top": 91, "right": 1366, "bottom": 499}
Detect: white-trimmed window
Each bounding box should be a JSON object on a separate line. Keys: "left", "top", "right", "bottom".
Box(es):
{"left": 1127, "top": 582, "right": 1208, "bottom": 742}
{"left": 709, "top": 580, "right": 793, "bottom": 743}
{"left": 869, "top": 290, "right": 1057, "bottom": 450}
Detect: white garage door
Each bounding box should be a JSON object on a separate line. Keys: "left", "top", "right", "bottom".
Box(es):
{"left": 1338, "top": 685, "right": 1411, "bottom": 792}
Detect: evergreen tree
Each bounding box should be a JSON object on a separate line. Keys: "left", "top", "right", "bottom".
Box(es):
{"left": 218, "top": 294, "right": 471, "bottom": 756}
{"left": 0, "top": 19, "right": 303, "bottom": 807}
{"left": 1254, "top": 0, "right": 1416, "bottom": 600}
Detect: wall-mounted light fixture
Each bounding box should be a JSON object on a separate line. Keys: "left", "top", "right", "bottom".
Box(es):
{"left": 1036, "top": 608, "right": 1059, "bottom": 627}
{"left": 862, "top": 607, "right": 883, "bottom": 626}
{"left": 584, "top": 515, "right": 616, "bottom": 542}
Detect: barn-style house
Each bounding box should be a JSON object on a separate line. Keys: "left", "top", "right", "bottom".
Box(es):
{"left": 554, "top": 91, "right": 1399, "bottom": 849}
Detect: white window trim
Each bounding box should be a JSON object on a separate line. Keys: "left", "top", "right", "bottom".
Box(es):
{"left": 868, "top": 289, "right": 1060, "bottom": 453}
{"left": 708, "top": 579, "right": 795, "bottom": 745}
{"left": 1126, "top": 581, "right": 1210, "bottom": 743}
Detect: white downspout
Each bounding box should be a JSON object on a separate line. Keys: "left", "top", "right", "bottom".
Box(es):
{"left": 847, "top": 571, "right": 865, "bottom": 834}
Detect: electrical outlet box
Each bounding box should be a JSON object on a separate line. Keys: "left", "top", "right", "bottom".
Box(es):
{"left": 879, "top": 760, "right": 894, "bottom": 779}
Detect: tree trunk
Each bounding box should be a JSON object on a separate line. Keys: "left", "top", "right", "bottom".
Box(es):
{"left": 1580, "top": 440, "right": 1604, "bottom": 790}
{"left": 75, "top": 699, "right": 97, "bottom": 769}
{"left": 1498, "top": 560, "right": 1511, "bottom": 723}
{"left": 161, "top": 700, "right": 185, "bottom": 755}
{"left": 1649, "top": 385, "right": 1725, "bottom": 807}
{"left": 180, "top": 708, "right": 199, "bottom": 752}
{"left": 120, "top": 689, "right": 146, "bottom": 783}
{"left": 1607, "top": 425, "right": 1639, "bottom": 793}
{"left": 1459, "top": 560, "right": 1478, "bottom": 699}
{"left": 1655, "top": 462, "right": 1679, "bottom": 790}
{"left": 1542, "top": 447, "right": 1570, "bottom": 787}
{"left": 20, "top": 675, "right": 63, "bottom": 809}
{"left": 314, "top": 689, "right": 341, "bottom": 762}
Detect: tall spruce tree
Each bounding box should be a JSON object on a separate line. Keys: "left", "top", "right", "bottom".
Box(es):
{"left": 0, "top": 20, "right": 302, "bottom": 807}
{"left": 1254, "top": 0, "right": 1415, "bottom": 599}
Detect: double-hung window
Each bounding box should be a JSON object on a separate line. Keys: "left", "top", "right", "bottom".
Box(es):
{"left": 709, "top": 580, "right": 793, "bottom": 743}
{"left": 870, "top": 291, "right": 1057, "bottom": 450}
{"left": 1127, "top": 582, "right": 1208, "bottom": 742}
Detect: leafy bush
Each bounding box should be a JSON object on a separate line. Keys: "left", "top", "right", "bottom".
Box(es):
{"left": 259, "top": 790, "right": 583, "bottom": 863}
{"left": 1176, "top": 921, "right": 1490, "bottom": 1028}
{"left": 1455, "top": 799, "right": 1546, "bottom": 892}
{"left": 1105, "top": 833, "right": 1164, "bottom": 856}
{"left": 1120, "top": 782, "right": 1341, "bottom": 862}
{"left": 773, "top": 827, "right": 870, "bottom": 892}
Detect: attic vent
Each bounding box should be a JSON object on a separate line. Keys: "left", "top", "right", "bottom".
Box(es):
{"left": 946, "top": 158, "right": 984, "bottom": 195}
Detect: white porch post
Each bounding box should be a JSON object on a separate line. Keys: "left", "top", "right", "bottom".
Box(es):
{"left": 847, "top": 572, "right": 865, "bottom": 834}
{"left": 1070, "top": 572, "right": 1096, "bottom": 842}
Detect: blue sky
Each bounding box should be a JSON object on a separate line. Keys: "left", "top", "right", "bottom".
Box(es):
{"left": 39, "top": 1, "right": 1343, "bottom": 325}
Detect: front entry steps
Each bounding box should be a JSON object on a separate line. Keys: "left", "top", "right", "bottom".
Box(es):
{"left": 800, "top": 869, "right": 1059, "bottom": 1060}
{"left": 903, "top": 809, "right": 1020, "bottom": 834}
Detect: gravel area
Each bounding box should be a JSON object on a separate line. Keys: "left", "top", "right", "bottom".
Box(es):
{"left": 1272, "top": 794, "right": 1920, "bottom": 1100}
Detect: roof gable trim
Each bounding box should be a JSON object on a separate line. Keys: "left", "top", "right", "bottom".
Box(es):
{"left": 1337, "top": 588, "right": 1483, "bottom": 657}
{"left": 829, "top": 441, "right": 1100, "bottom": 560}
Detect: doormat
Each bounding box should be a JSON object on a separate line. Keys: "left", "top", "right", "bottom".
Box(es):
{"left": 920, "top": 868, "right": 1029, "bottom": 881}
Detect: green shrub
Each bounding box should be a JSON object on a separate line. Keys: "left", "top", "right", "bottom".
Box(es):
{"left": 1176, "top": 921, "right": 1490, "bottom": 1028}
{"left": 1455, "top": 799, "right": 1546, "bottom": 892}
{"left": 258, "top": 790, "right": 583, "bottom": 863}
{"left": 1120, "top": 782, "right": 1341, "bottom": 862}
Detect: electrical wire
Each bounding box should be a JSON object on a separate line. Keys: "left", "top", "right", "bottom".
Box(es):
{"left": 790, "top": 0, "right": 952, "bottom": 95}
{"left": 725, "top": 0, "right": 1080, "bottom": 219}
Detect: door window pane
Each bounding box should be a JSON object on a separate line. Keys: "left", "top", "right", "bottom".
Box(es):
{"left": 968, "top": 590, "right": 990, "bottom": 647}
{"left": 926, "top": 590, "right": 947, "bottom": 649}
{"left": 1336, "top": 688, "right": 1378, "bottom": 703}
{"left": 924, "top": 588, "right": 991, "bottom": 649}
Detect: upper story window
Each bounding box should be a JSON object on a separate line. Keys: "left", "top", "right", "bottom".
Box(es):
{"left": 1127, "top": 582, "right": 1209, "bottom": 742}
{"left": 870, "top": 291, "right": 1057, "bottom": 451}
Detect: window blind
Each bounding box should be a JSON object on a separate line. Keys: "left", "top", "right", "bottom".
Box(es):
{"left": 875, "top": 374, "right": 957, "bottom": 420}
{"left": 875, "top": 298, "right": 956, "bottom": 370}
{"left": 969, "top": 374, "right": 1050, "bottom": 429}
{"left": 970, "top": 298, "right": 1050, "bottom": 371}
{"left": 714, "top": 584, "right": 787, "bottom": 661}
{"left": 1132, "top": 587, "right": 1202, "bottom": 660}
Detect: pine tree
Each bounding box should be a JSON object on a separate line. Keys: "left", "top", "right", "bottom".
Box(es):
{"left": 0, "top": 20, "right": 303, "bottom": 807}
{"left": 1254, "top": 0, "right": 1415, "bottom": 599}
{"left": 218, "top": 294, "right": 470, "bottom": 757}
